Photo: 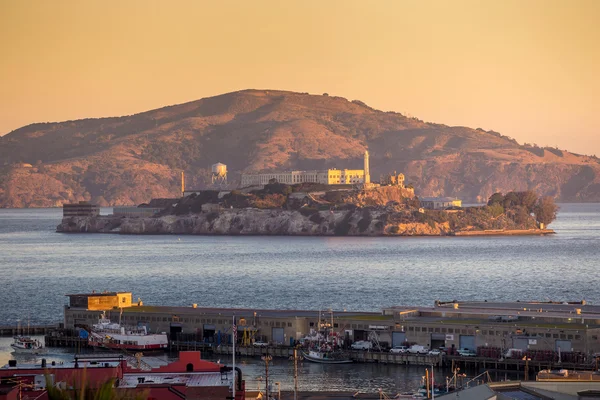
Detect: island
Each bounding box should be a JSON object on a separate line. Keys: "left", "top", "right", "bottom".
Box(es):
{"left": 57, "top": 184, "right": 557, "bottom": 236}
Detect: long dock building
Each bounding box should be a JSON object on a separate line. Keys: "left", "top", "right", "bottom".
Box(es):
{"left": 63, "top": 292, "right": 600, "bottom": 359}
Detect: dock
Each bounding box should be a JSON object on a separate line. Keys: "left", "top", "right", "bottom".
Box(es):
{"left": 44, "top": 328, "right": 90, "bottom": 349}
{"left": 0, "top": 324, "right": 59, "bottom": 337}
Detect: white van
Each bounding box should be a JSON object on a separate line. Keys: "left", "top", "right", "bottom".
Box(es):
{"left": 351, "top": 340, "right": 373, "bottom": 350}
{"left": 408, "top": 345, "right": 429, "bottom": 354}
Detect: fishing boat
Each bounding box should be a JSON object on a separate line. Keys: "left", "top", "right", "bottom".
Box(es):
{"left": 88, "top": 312, "right": 168, "bottom": 352}
{"left": 302, "top": 349, "right": 353, "bottom": 364}
{"left": 10, "top": 336, "right": 45, "bottom": 354}
{"left": 301, "top": 309, "right": 352, "bottom": 364}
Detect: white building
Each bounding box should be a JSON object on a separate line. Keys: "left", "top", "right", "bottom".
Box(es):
{"left": 240, "top": 151, "right": 371, "bottom": 188}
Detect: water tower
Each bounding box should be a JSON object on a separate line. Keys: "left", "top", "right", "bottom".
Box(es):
{"left": 211, "top": 162, "right": 227, "bottom": 185}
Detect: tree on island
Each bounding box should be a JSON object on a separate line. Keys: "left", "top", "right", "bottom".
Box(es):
{"left": 487, "top": 192, "right": 504, "bottom": 207}
{"left": 534, "top": 196, "right": 558, "bottom": 228}
{"left": 518, "top": 190, "right": 538, "bottom": 213}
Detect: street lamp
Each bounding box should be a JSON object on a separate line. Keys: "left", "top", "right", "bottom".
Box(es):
{"left": 522, "top": 356, "right": 532, "bottom": 381}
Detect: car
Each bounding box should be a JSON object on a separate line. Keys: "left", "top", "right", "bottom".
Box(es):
{"left": 390, "top": 345, "right": 409, "bottom": 354}
{"left": 428, "top": 349, "right": 441, "bottom": 356}
{"left": 457, "top": 348, "right": 477, "bottom": 357}
{"left": 253, "top": 341, "right": 269, "bottom": 347}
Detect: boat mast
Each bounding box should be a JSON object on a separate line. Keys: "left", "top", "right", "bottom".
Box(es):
{"left": 318, "top": 310, "right": 321, "bottom": 348}
{"left": 330, "top": 309, "right": 334, "bottom": 344}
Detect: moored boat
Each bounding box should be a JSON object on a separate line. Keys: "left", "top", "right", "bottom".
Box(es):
{"left": 302, "top": 349, "right": 353, "bottom": 364}
{"left": 89, "top": 312, "right": 168, "bottom": 352}
{"left": 10, "top": 336, "right": 45, "bottom": 354}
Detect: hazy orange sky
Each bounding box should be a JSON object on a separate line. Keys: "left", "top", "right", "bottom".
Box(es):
{"left": 1, "top": 0, "right": 598, "bottom": 156}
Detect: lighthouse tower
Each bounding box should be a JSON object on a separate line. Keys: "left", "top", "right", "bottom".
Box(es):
{"left": 364, "top": 150, "right": 371, "bottom": 185}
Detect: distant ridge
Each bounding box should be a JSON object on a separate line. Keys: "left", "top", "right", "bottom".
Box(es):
{"left": 1, "top": 89, "right": 599, "bottom": 207}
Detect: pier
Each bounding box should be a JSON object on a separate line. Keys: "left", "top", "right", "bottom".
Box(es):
{"left": 44, "top": 328, "right": 90, "bottom": 349}
{"left": 0, "top": 324, "right": 59, "bottom": 337}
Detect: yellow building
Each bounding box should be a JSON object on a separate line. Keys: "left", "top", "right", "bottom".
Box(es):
{"left": 326, "top": 169, "right": 365, "bottom": 184}
{"left": 66, "top": 291, "right": 133, "bottom": 310}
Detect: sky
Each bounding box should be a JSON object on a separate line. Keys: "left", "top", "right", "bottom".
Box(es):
{"left": 1, "top": 0, "right": 599, "bottom": 156}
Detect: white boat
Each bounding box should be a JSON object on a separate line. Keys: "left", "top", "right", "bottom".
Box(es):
{"left": 10, "top": 336, "right": 45, "bottom": 354}
{"left": 302, "top": 349, "right": 353, "bottom": 364}
{"left": 301, "top": 309, "right": 352, "bottom": 364}
{"left": 88, "top": 312, "right": 168, "bottom": 352}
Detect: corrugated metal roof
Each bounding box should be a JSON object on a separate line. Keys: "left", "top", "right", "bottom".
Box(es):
{"left": 119, "top": 372, "right": 232, "bottom": 388}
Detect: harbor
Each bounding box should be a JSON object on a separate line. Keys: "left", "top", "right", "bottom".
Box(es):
{"left": 5, "top": 290, "right": 596, "bottom": 378}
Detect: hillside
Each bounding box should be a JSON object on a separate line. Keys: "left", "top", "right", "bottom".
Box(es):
{"left": 2, "top": 89, "right": 600, "bottom": 207}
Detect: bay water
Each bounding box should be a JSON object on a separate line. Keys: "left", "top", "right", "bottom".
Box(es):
{"left": 0, "top": 203, "right": 599, "bottom": 392}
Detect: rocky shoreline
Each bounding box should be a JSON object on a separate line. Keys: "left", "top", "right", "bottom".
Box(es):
{"left": 56, "top": 208, "right": 555, "bottom": 237}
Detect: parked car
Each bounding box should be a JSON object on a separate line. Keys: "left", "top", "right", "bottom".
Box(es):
{"left": 408, "top": 345, "right": 429, "bottom": 355}
{"left": 253, "top": 341, "right": 269, "bottom": 347}
{"left": 351, "top": 340, "right": 373, "bottom": 350}
{"left": 428, "top": 349, "right": 442, "bottom": 356}
{"left": 457, "top": 348, "right": 477, "bottom": 357}
{"left": 390, "top": 345, "right": 409, "bottom": 354}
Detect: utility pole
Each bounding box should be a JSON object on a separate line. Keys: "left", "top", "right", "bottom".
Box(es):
{"left": 262, "top": 351, "right": 272, "bottom": 400}
{"left": 293, "top": 347, "right": 299, "bottom": 400}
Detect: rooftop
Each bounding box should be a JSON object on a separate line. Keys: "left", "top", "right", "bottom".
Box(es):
{"left": 119, "top": 371, "right": 232, "bottom": 388}
{"left": 66, "top": 291, "right": 130, "bottom": 297}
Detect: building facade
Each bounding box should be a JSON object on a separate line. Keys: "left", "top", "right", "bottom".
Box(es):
{"left": 63, "top": 293, "right": 600, "bottom": 357}
{"left": 420, "top": 197, "right": 462, "bottom": 209}
{"left": 240, "top": 169, "right": 366, "bottom": 187}
{"left": 240, "top": 151, "right": 371, "bottom": 187}
{"left": 63, "top": 202, "right": 100, "bottom": 217}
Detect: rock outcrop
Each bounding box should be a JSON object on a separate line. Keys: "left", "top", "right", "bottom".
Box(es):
{"left": 57, "top": 208, "right": 551, "bottom": 237}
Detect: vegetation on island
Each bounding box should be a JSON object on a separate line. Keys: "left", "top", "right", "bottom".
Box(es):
{"left": 487, "top": 190, "right": 558, "bottom": 227}
{"left": 159, "top": 184, "right": 556, "bottom": 236}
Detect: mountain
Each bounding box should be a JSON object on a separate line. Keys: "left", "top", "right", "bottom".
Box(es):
{"left": 1, "top": 89, "right": 599, "bottom": 207}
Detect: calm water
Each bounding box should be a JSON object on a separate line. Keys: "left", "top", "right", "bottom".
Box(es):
{"left": 0, "top": 204, "right": 599, "bottom": 391}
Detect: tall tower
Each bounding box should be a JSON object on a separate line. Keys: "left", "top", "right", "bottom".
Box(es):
{"left": 364, "top": 150, "right": 371, "bottom": 184}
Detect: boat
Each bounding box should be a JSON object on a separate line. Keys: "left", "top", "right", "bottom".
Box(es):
{"left": 88, "top": 312, "right": 168, "bottom": 352}
{"left": 301, "top": 309, "right": 352, "bottom": 364}
{"left": 10, "top": 336, "right": 45, "bottom": 354}
{"left": 302, "top": 349, "right": 353, "bottom": 364}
